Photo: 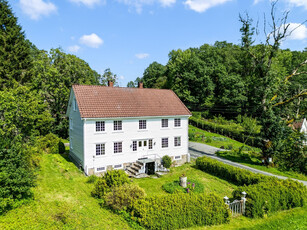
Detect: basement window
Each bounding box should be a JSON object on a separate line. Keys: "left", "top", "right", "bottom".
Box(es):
{"left": 114, "top": 164, "right": 123, "bottom": 169}
{"left": 96, "top": 167, "right": 106, "bottom": 172}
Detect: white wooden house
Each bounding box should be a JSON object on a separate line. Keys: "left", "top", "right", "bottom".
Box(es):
{"left": 66, "top": 82, "right": 191, "bottom": 176}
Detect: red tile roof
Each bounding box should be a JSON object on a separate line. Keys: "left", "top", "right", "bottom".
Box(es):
{"left": 72, "top": 85, "right": 191, "bottom": 118}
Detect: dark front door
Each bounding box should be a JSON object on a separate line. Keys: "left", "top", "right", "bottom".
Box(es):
{"left": 145, "top": 162, "right": 155, "bottom": 175}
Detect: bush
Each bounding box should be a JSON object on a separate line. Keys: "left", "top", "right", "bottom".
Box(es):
{"left": 131, "top": 193, "right": 230, "bottom": 229}
{"left": 37, "top": 133, "right": 61, "bottom": 154}
{"left": 196, "top": 156, "right": 266, "bottom": 186}
{"left": 58, "top": 141, "right": 65, "bottom": 154}
{"left": 91, "top": 170, "right": 130, "bottom": 198}
{"left": 162, "top": 155, "right": 172, "bottom": 168}
{"left": 162, "top": 179, "right": 204, "bottom": 194}
{"left": 233, "top": 179, "right": 306, "bottom": 218}
{"left": 105, "top": 184, "right": 146, "bottom": 211}
{"left": 86, "top": 175, "right": 98, "bottom": 184}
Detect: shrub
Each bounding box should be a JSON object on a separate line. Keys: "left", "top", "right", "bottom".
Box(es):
{"left": 196, "top": 156, "right": 266, "bottom": 186}
{"left": 233, "top": 179, "right": 306, "bottom": 218}
{"left": 86, "top": 175, "right": 98, "bottom": 184}
{"left": 91, "top": 170, "right": 130, "bottom": 198}
{"left": 162, "top": 155, "right": 172, "bottom": 168}
{"left": 58, "top": 141, "right": 65, "bottom": 154}
{"left": 131, "top": 193, "right": 230, "bottom": 229}
{"left": 162, "top": 179, "right": 204, "bottom": 194}
{"left": 105, "top": 184, "right": 146, "bottom": 211}
{"left": 37, "top": 133, "right": 60, "bottom": 154}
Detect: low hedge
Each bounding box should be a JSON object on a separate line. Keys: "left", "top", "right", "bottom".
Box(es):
{"left": 189, "top": 116, "right": 261, "bottom": 148}
{"left": 233, "top": 179, "right": 306, "bottom": 218}
{"left": 196, "top": 156, "right": 267, "bottom": 186}
{"left": 131, "top": 193, "right": 230, "bottom": 230}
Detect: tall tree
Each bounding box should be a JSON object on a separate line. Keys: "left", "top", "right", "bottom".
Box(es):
{"left": 101, "top": 68, "right": 118, "bottom": 86}
{"left": 0, "top": 0, "right": 32, "bottom": 89}
{"left": 143, "top": 62, "right": 166, "bottom": 88}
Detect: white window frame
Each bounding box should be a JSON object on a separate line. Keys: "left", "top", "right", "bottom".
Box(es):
{"left": 139, "top": 120, "right": 147, "bottom": 130}
{"left": 70, "top": 118, "right": 73, "bottom": 130}
{"left": 96, "top": 121, "right": 105, "bottom": 132}
{"left": 174, "top": 118, "right": 181, "bottom": 127}
{"left": 113, "top": 164, "right": 123, "bottom": 169}
{"left": 148, "top": 139, "right": 153, "bottom": 150}
{"left": 96, "top": 166, "right": 106, "bottom": 172}
{"left": 73, "top": 98, "right": 76, "bottom": 111}
{"left": 96, "top": 143, "right": 105, "bottom": 156}
{"left": 174, "top": 136, "right": 181, "bottom": 147}
{"left": 132, "top": 141, "right": 137, "bottom": 152}
{"left": 174, "top": 155, "right": 182, "bottom": 160}
{"left": 161, "top": 137, "right": 168, "bottom": 148}
{"left": 114, "top": 142, "right": 123, "bottom": 154}
{"left": 161, "top": 119, "right": 168, "bottom": 128}
{"left": 114, "top": 120, "right": 122, "bottom": 131}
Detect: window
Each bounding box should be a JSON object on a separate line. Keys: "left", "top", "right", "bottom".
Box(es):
{"left": 96, "top": 121, "right": 105, "bottom": 132}
{"left": 133, "top": 141, "right": 137, "bottom": 151}
{"left": 73, "top": 98, "right": 76, "bottom": 111}
{"left": 162, "top": 138, "right": 168, "bottom": 148}
{"left": 96, "top": 144, "right": 105, "bottom": 156}
{"left": 175, "top": 156, "right": 181, "bottom": 160}
{"left": 138, "top": 141, "right": 142, "bottom": 147}
{"left": 143, "top": 140, "right": 147, "bottom": 147}
{"left": 114, "top": 121, "right": 122, "bottom": 131}
{"left": 162, "top": 119, "right": 168, "bottom": 128}
{"left": 174, "top": 136, "right": 181, "bottom": 147}
{"left": 174, "top": 118, "right": 181, "bottom": 127}
{"left": 148, "top": 139, "right": 153, "bottom": 149}
{"left": 114, "top": 142, "right": 122, "bottom": 153}
{"left": 97, "top": 167, "right": 106, "bottom": 172}
{"left": 70, "top": 118, "right": 73, "bottom": 130}
{"left": 139, "top": 120, "right": 146, "bottom": 129}
{"left": 114, "top": 164, "right": 122, "bottom": 169}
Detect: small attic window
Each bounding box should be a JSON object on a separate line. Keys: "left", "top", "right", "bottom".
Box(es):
{"left": 73, "top": 98, "right": 76, "bottom": 111}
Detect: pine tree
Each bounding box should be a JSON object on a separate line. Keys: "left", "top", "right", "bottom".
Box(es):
{"left": 0, "top": 0, "right": 32, "bottom": 89}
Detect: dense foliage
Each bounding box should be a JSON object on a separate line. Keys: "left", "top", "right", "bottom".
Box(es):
{"left": 233, "top": 179, "right": 306, "bottom": 218}
{"left": 131, "top": 193, "right": 230, "bottom": 230}
{"left": 196, "top": 156, "right": 266, "bottom": 186}
{"left": 105, "top": 183, "right": 146, "bottom": 211}
{"left": 91, "top": 170, "right": 130, "bottom": 198}
{"left": 197, "top": 156, "right": 306, "bottom": 217}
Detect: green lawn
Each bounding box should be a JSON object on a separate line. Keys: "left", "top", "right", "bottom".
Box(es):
{"left": 135, "top": 162, "right": 236, "bottom": 197}
{"left": 0, "top": 153, "right": 306, "bottom": 229}
{"left": 0, "top": 153, "right": 131, "bottom": 230}
{"left": 189, "top": 125, "right": 258, "bottom": 151}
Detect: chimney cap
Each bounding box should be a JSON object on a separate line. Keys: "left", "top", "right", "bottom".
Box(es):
{"left": 108, "top": 81, "right": 114, "bottom": 87}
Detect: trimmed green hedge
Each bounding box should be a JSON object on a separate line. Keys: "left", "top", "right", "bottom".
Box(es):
{"left": 189, "top": 116, "right": 261, "bottom": 147}
{"left": 131, "top": 193, "right": 230, "bottom": 230}
{"left": 196, "top": 156, "right": 306, "bottom": 218}
{"left": 233, "top": 179, "right": 306, "bottom": 218}
{"left": 196, "top": 156, "right": 267, "bottom": 186}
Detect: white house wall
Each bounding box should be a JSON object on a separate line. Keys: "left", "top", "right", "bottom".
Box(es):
{"left": 83, "top": 116, "right": 189, "bottom": 174}
{"left": 69, "top": 93, "right": 84, "bottom": 167}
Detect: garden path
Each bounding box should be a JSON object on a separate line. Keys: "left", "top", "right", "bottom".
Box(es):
{"left": 188, "top": 142, "right": 307, "bottom": 186}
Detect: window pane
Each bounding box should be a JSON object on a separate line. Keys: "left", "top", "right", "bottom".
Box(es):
{"left": 133, "top": 141, "right": 137, "bottom": 151}
{"left": 162, "top": 138, "right": 168, "bottom": 148}
{"left": 174, "top": 118, "right": 181, "bottom": 127}
{"left": 138, "top": 141, "right": 142, "bottom": 147}
{"left": 139, "top": 120, "right": 146, "bottom": 129}
{"left": 114, "top": 121, "right": 122, "bottom": 131}
{"left": 149, "top": 139, "right": 153, "bottom": 149}
{"left": 114, "top": 142, "right": 122, "bottom": 153}
{"left": 162, "top": 119, "right": 168, "bottom": 128}
{"left": 144, "top": 140, "right": 147, "bottom": 147}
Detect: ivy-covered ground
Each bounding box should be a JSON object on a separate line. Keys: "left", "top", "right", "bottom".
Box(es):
{"left": 0, "top": 153, "right": 306, "bottom": 229}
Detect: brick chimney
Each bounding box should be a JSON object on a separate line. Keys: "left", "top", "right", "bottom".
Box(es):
{"left": 108, "top": 81, "right": 114, "bottom": 87}
{"left": 138, "top": 82, "right": 143, "bottom": 88}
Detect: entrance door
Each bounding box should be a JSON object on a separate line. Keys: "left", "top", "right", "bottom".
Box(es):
{"left": 145, "top": 162, "right": 155, "bottom": 175}
{"left": 138, "top": 140, "right": 148, "bottom": 156}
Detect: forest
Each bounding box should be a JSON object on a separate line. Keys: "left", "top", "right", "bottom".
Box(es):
{"left": 0, "top": 0, "right": 306, "bottom": 216}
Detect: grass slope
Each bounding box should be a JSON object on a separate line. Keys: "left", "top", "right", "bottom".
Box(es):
{"left": 135, "top": 162, "right": 236, "bottom": 197}
{"left": 0, "top": 154, "right": 131, "bottom": 230}
{"left": 189, "top": 125, "right": 258, "bottom": 151}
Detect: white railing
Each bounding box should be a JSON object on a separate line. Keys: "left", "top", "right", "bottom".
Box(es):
{"left": 224, "top": 191, "right": 246, "bottom": 216}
